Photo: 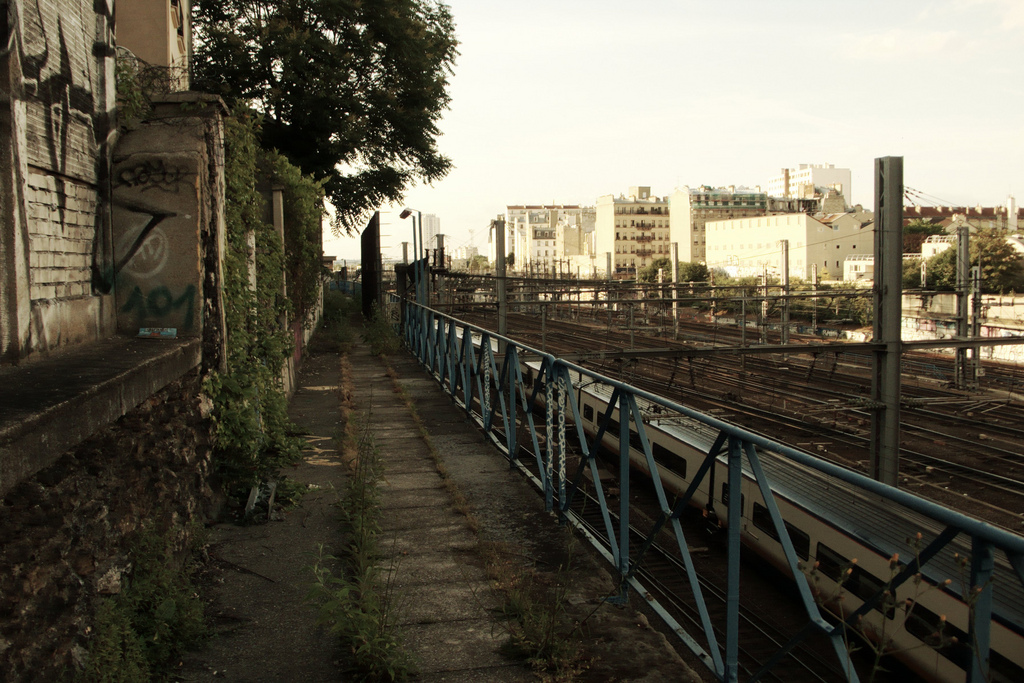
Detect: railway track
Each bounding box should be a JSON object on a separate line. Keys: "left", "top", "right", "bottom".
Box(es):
{"left": 457, "top": 309, "right": 1024, "bottom": 531}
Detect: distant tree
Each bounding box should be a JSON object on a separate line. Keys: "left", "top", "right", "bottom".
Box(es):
{"left": 678, "top": 261, "right": 710, "bottom": 282}
{"left": 903, "top": 257, "right": 925, "bottom": 289}
{"left": 924, "top": 230, "right": 1024, "bottom": 293}
{"left": 192, "top": 0, "right": 459, "bottom": 235}
{"left": 505, "top": 252, "right": 515, "bottom": 268}
{"left": 637, "top": 257, "right": 672, "bottom": 283}
{"left": 903, "top": 219, "right": 946, "bottom": 254}
{"left": 467, "top": 254, "right": 489, "bottom": 273}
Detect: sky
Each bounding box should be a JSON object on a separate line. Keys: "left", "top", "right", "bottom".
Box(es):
{"left": 323, "top": 0, "right": 1024, "bottom": 264}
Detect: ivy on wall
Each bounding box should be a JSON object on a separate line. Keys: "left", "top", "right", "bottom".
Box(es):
{"left": 205, "top": 109, "right": 326, "bottom": 493}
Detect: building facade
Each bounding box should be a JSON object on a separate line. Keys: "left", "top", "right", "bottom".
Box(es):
{"left": 504, "top": 205, "right": 588, "bottom": 272}
{"left": 767, "top": 163, "right": 852, "bottom": 203}
{"left": 904, "top": 196, "right": 1020, "bottom": 232}
{"left": 705, "top": 207, "right": 874, "bottom": 281}
{"left": 668, "top": 186, "right": 770, "bottom": 263}
{"left": 116, "top": 0, "right": 192, "bottom": 90}
{"left": 594, "top": 187, "right": 670, "bottom": 275}
{"left": 421, "top": 213, "right": 441, "bottom": 250}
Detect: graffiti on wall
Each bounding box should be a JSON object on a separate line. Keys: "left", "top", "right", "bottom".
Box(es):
{"left": 15, "top": 0, "right": 116, "bottom": 294}
{"left": 119, "top": 284, "right": 195, "bottom": 331}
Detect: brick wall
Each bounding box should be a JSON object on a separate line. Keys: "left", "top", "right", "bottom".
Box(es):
{"left": 0, "top": 0, "right": 117, "bottom": 360}
{"left": 26, "top": 171, "right": 98, "bottom": 301}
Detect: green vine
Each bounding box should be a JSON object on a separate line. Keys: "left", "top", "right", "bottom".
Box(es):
{"left": 205, "top": 108, "right": 325, "bottom": 496}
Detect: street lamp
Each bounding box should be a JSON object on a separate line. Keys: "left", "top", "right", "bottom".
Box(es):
{"left": 399, "top": 207, "right": 425, "bottom": 305}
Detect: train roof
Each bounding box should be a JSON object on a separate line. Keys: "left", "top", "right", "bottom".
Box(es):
{"left": 573, "top": 372, "right": 1024, "bottom": 632}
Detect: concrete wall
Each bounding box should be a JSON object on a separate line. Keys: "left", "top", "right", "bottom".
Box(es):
{"left": 0, "top": 0, "right": 118, "bottom": 361}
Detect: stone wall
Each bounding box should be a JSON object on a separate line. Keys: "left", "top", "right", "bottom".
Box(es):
{"left": 0, "top": 370, "right": 215, "bottom": 679}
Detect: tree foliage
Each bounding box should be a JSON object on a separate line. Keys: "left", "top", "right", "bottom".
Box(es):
{"left": 192, "top": 0, "right": 459, "bottom": 234}
{"left": 924, "top": 230, "right": 1024, "bottom": 293}
{"left": 903, "top": 218, "right": 945, "bottom": 254}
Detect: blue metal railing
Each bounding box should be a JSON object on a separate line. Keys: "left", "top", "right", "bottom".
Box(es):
{"left": 393, "top": 296, "right": 1024, "bottom": 683}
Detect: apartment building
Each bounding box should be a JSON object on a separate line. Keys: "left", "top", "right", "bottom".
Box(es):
{"left": 668, "top": 186, "right": 770, "bottom": 263}
{"left": 705, "top": 207, "right": 874, "bottom": 281}
{"left": 767, "top": 163, "right": 851, "bottom": 203}
{"left": 594, "top": 187, "right": 670, "bottom": 275}
{"left": 504, "top": 205, "right": 588, "bottom": 272}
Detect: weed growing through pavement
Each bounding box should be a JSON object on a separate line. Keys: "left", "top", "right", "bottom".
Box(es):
{"left": 362, "top": 303, "right": 402, "bottom": 357}
{"left": 309, "top": 421, "right": 414, "bottom": 682}
{"left": 317, "top": 289, "right": 359, "bottom": 354}
{"left": 382, "top": 356, "right": 592, "bottom": 680}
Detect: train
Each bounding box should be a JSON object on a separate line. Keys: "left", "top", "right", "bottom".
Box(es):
{"left": 513, "top": 359, "right": 1024, "bottom": 683}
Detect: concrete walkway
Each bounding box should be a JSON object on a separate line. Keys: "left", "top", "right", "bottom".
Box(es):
{"left": 180, "top": 329, "right": 699, "bottom": 681}
{"left": 349, "top": 340, "right": 535, "bottom": 681}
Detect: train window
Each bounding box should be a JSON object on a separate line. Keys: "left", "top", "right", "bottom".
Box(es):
{"left": 751, "top": 503, "right": 809, "bottom": 560}
{"left": 903, "top": 600, "right": 971, "bottom": 671}
{"left": 583, "top": 404, "right": 594, "bottom": 422}
{"left": 628, "top": 426, "right": 645, "bottom": 452}
{"left": 599, "top": 414, "right": 619, "bottom": 434}
{"left": 786, "top": 525, "right": 810, "bottom": 561}
{"left": 652, "top": 441, "right": 685, "bottom": 479}
{"left": 815, "top": 543, "right": 850, "bottom": 584}
{"left": 720, "top": 483, "right": 744, "bottom": 514}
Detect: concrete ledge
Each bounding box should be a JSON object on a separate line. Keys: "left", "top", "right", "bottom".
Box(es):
{"left": 0, "top": 337, "right": 201, "bottom": 498}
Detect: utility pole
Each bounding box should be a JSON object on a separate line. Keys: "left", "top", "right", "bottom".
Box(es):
{"left": 780, "top": 240, "right": 790, "bottom": 347}
{"left": 812, "top": 264, "right": 818, "bottom": 332}
{"left": 955, "top": 225, "right": 972, "bottom": 389}
{"left": 869, "top": 156, "right": 903, "bottom": 487}
{"left": 495, "top": 219, "right": 507, "bottom": 346}
{"left": 760, "top": 267, "right": 768, "bottom": 345}
{"left": 671, "top": 243, "right": 679, "bottom": 341}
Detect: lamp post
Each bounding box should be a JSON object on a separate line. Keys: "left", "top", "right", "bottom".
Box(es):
{"left": 399, "top": 208, "right": 425, "bottom": 306}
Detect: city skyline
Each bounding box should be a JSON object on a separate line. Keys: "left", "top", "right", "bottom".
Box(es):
{"left": 324, "top": 0, "right": 1024, "bottom": 263}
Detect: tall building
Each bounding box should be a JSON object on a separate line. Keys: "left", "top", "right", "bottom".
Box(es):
{"left": 420, "top": 214, "right": 441, "bottom": 250}
{"left": 669, "top": 186, "right": 770, "bottom": 263}
{"left": 595, "top": 187, "right": 670, "bottom": 275}
{"left": 767, "top": 164, "right": 851, "bottom": 204}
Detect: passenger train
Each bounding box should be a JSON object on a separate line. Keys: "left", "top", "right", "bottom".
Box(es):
{"left": 513, "top": 359, "right": 1024, "bottom": 683}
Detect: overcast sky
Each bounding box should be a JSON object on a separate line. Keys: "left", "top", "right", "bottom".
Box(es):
{"left": 324, "top": 0, "right": 1024, "bottom": 263}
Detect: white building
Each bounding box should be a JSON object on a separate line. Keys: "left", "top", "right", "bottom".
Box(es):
{"left": 595, "top": 187, "right": 670, "bottom": 276}
{"left": 453, "top": 245, "right": 479, "bottom": 260}
{"left": 504, "top": 205, "right": 590, "bottom": 272}
{"left": 421, "top": 214, "right": 441, "bottom": 249}
{"left": 767, "top": 164, "right": 851, "bottom": 205}
{"left": 705, "top": 207, "right": 874, "bottom": 281}
{"left": 669, "top": 186, "right": 770, "bottom": 263}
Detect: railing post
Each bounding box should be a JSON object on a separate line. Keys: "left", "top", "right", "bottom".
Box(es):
{"left": 969, "top": 538, "right": 995, "bottom": 682}
{"left": 725, "top": 436, "right": 743, "bottom": 683}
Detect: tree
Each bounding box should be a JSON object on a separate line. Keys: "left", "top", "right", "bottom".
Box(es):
{"left": 192, "top": 0, "right": 459, "bottom": 234}
{"left": 637, "top": 257, "right": 672, "bottom": 283}
{"left": 678, "top": 261, "right": 710, "bottom": 283}
{"left": 923, "top": 230, "right": 1024, "bottom": 293}
{"left": 903, "top": 219, "right": 945, "bottom": 254}
{"left": 467, "top": 254, "right": 489, "bottom": 273}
